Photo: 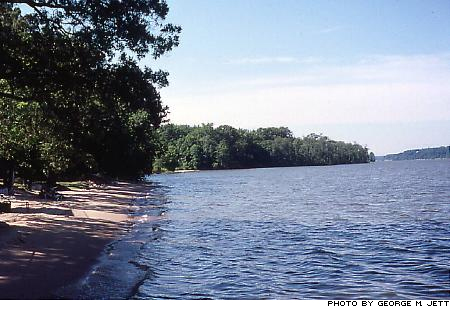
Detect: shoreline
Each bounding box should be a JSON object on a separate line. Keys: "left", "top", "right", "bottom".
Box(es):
{"left": 0, "top": 181, "right": 153, "bottom": 299}
{"left": 153, "top": 161, "right": 375, "bottom": 175}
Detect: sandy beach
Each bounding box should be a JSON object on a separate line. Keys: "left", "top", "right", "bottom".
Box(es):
{"left": 0, "top": 181, "right": 153, "bottom": 299}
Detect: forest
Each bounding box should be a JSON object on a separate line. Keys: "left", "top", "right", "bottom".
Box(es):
{"left": 382, "top": 146, "right": 450, "bottom": 161}
{"left": 153, "top": 124, "right": 372, "bottom": 172}
{"left": 0, "top": 1, "right": 180, "bottom": 192}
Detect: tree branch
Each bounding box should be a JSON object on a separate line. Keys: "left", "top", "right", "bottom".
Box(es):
{"left": 5, "top": 0, "right": 77, "bottom": 35}
{"left": 27, "top": 2, "right": 47, "bottom": 20}
{"left": 3, "top": 0, "right": 68, "bottom": 10}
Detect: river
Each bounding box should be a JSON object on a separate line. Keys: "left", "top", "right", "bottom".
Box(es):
{"left": 67, "top": 160, "right": 450, "bottom": 299}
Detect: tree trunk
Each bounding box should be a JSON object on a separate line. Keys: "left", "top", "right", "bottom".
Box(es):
{"left": 4, "top": 165, "right": 15, "bottom": 195}
{"left": 46, "top": 170, "right": 57, "bottom": 188}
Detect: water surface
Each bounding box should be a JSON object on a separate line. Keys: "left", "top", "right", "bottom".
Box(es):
{"left": 139, "top": 160, "right": 450, "bottom": 299}
{"left": 73, "top": 160, "right": 450, "bottom": 299}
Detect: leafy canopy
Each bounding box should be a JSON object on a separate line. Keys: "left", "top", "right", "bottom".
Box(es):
{"left": 154, "top": 124, "right": 370, "bottom": 172}
{"left": 0, "top": 1, "right": 181, "bottom": 182}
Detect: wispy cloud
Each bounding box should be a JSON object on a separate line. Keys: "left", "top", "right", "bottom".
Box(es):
{"left": 228, "top": 57, "right": 298, "bottom": 65}
{"left": 228, "top": 53, "right": 450, "bottom": 87}
{"left": 227, "top": 56, "right": 321, "bottom": 65}
{"left": 164, "top": 53, "right": 450, "bottom": 125}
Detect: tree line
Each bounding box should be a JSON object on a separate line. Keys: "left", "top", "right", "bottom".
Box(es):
{"left": 0, "top": 1, "right": 180, "bottom": 192}
{"left": 382, "top": 146, "right": 450, "bottom": 161}
{"left": 153, "top": 124, "right": 372, "bottom": 172}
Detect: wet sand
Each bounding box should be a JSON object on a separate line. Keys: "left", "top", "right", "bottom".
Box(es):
{"left": 0, "top": 181, "right": 152, "bottom": 299}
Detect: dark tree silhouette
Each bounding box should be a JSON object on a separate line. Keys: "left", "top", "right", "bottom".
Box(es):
{"left": 0, "top": 1, "right": 181, "bottom": 189}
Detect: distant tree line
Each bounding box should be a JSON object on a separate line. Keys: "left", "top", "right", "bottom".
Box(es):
{"left": 383, "top": 146, "right": 450, "bottom": 161}
{"left": 153, "top": 124, "right": 371, "bottom": 172}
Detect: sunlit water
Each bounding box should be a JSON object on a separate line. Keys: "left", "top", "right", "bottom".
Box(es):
{"left": 65, "top": 160, "right": 450, "bottom": 299}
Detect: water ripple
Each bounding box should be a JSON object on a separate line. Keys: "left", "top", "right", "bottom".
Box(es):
{"left": 110, "top": 161, "right": 450, "bottom": 299}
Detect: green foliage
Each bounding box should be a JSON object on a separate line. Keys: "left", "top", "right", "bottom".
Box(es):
{"left": 154, "top": 124, "right": 370, "bottom": 172}
{"left": 0, "top": 1, "right": 180, "bottom": 184}
{"left": 383, "top": 146, "right": 450, "bottom": 161}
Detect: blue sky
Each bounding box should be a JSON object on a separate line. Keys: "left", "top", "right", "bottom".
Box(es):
{"left": 144, "top": 0, "right": 450, "bottom": 155}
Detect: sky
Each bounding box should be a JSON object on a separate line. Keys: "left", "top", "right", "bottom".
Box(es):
{"left": 144, "top": 0, "right": 450, "bottom": 155}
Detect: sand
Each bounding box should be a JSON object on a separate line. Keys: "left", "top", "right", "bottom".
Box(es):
{"left": 0, "top": 181, "right": 153, "bottom": 299}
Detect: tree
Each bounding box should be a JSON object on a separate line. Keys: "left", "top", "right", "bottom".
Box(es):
{"left": 0, "top": 1, "right": 181, "bottom": 186}
{"left": 255, "top": 127, "right": 293, "bottom": 140}
{"left": 153, "top": 124, "right": 370, "bottom": 171}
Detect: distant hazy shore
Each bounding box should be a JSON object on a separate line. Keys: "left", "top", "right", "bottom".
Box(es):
{"left": 0, "top": 181, "right": 152, "bottom": 299}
